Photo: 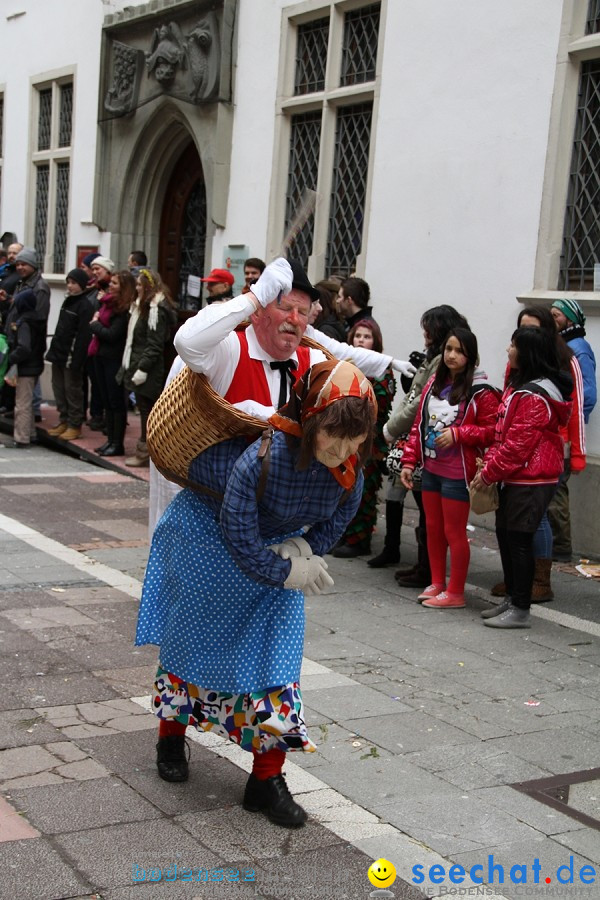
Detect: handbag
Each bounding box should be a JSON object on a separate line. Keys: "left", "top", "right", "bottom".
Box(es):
{"left": 468, "top": 458, "right": 499, "bottom": 515}
{"left": 385, "top": 437, "right": 407, "bottom": 476}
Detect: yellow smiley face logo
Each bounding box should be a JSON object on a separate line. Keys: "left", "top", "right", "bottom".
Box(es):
{"left": 368, "top": 858, "right": 397, "bottom": 888}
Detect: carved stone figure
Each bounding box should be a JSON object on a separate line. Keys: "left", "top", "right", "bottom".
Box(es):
{"left": 105, "top": 40, "right": 143, "bottom": 115}
{"left": 146, "top": 22, "right": 186, "bottom": 86}
{"left": 186, "top": 16, "right": 219, "bottom": 101}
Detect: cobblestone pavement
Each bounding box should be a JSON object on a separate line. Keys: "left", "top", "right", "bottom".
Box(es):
{"left": 0, "top": 442, "right": 599, "bottom": 899}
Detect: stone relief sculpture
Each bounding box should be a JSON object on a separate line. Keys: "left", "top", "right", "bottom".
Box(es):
{"left": 146, "top": 22, "right": 187, "bottom": 86}
{"left": 104, "top": 40, "right": 143, "bottom": 116}
{"left": 103, "top": 12, "right": 221, "bottom": 116}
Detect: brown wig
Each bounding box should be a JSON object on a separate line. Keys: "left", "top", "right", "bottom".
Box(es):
{"left": 431, "top": 327, "right": 478, "bottom": 405}
{"left": 347, "top": 318, "right": 383, "bottom": 353}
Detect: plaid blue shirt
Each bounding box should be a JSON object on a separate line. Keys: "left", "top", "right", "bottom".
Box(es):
{"left": 187, "top": 433, "right": 362, "bottom": 585}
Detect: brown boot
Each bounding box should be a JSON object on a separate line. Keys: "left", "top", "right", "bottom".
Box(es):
{"left": 125, "top": 440, "right": 150, "bottom": 467}
{"left": 531, "top": 558, "right": 554, "bottom": 603}
{"left": 490, "top": 581, "right": 507, "bottom": 597}
{"left": 58, "top": 426, "right": 82, "bottom": 441}
{"left": 48, "top": 422, "right": 68, "bottom": 436}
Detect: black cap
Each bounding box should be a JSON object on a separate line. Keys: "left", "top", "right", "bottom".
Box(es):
{"left": 289, "top": 259, "right": 320, "bottom": 303}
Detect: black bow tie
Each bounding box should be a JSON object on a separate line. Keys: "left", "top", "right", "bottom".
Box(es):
{"left": 270, "top": 360, "right": 297, "bottom": 409}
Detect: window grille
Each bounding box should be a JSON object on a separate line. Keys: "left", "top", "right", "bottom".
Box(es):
{"left": 326, "top": 103, "right": 373, "bottom": 277}
{"left": 284, "top": 112, "right": 321, "bottom": 267}
{"left": 294, "top": 17, "right": 329, "bottom": 95}
{"left": 586, "top": 0, "right": 600, "bottom": 34}
{"left": 559, "top": 60, "right": 600, "bottom": 290}
{"left": 179, "top": 181, "right": 207, "bottom": 304}
{"left": 38, "top": 89, "right": 52, "bottom": 152}
{"left": 53, "top": 163, "right": 70, "bottom": 273}
{"left": 34, "top": 165, "right": 50, "bottom": 263}
{"left": 59, "top": 84, "right": 73, "bottom": 148}
{"left": 340, "top": 3, "right": 380, "bottom": 87}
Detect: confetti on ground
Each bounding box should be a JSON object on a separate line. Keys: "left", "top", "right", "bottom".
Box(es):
{"left": 524, "top": 700, "right": 541, "bottom": 707}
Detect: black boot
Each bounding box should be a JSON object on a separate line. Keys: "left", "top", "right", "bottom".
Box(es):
{"left": 96, "top": 411, "right": 114, "bottom": 454}
{"left": 368, "top": 501, "right": 403, "bottom": 567}
{"left": 243, "top": 773, "right": 307, "bottom": 827}
{"left": 99, "top": 410, "right": 126, "bottom": 456}
{"left": 395, "top": 526, "right": 431, "bottom": 587}
{"left": 156, "top": 735, "right": 189, "bottom": 782}
{"left": 332, "top": 539, "right": 371, "bottom": 558}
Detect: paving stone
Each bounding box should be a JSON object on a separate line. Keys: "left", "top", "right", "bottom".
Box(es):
{"left": 7, "top": 776, "right": 162, "bottom": 834}
{"left": 347, "top": 709, "right": 480, "bottom": 755}
{"left": 5, "top": 643, "right": 82, "bottom": 679}
{"left": 0, "top": 794, "right": 40, "bottom": 842}
{"left": 53, "top": 820, "right": 221, "bottom": 892}
{"left": 1, "top": 605, "right": 99, "bottom": 630}
{"left": 0, "top": 673, "right": 120, "bottom": 711}
{"left": 0, "top": 709, "right": 64, "bottom": 750}
{"left": 479, "top": 729, "right": 600, "bottom": 776}
{"left": 79, "top": 729, "right": 248, "bottom": 816}
{"left": 176, "top": 804, "right": 343, "bottom": 862}
{"left": 0, "top": 744, "right": 62, "bottom": 781}
{"left": 93, "top": 664, "right": 158, "bottom": 698}
{"left": 405, "top": 742, "right": 554, "bottom": 791}
{"left": 451, "top": 838, "right": 596, "bottom": 890}
{"left": 0, "top": 837, "right": 89, "bottom": 900}
{"left": 60, "top": 585, "right": 138, "bottom": 605}
{"left": 301, "top": 684, "right": 413, "bottom": 721}
{"left": 554, "top": 828, "right": 600, "bottom": 865}
{"left": 104, "top": 880, "right": 260, "bottom": 899}
{"left": 379, "top": 791, "right": 542, "bottom": 857}
{"left": 472, "top": 785, "right": 591, "bottom": 835}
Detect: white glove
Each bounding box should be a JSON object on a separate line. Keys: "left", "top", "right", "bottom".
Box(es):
{"left": 284, "top": 556, "right": 334, "bottom": 595}
{"left": 382, "top": 422, "right": 394, "bottom": 446}
{"left": 131, "top": 369, "right": 148, "bottom": 386}
{"left": 250, "top": 258, "right": 293, "bottom": 308}
{"left": 268, "top": 536, "right": 313, "bottom": 559}
{"left": 391, "top": 359, "right": 417, "bottom": 378}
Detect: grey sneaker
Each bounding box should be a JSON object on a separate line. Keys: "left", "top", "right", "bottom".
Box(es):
{"left": 480, "top": 599, "right": 511, "bottom": 619}
{"left": 483, "top": 606, "right": 531, "bottom": 628}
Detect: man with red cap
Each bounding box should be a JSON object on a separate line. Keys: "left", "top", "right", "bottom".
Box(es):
{"left": 200, "top": 267, "right": 235, "bottom": 304}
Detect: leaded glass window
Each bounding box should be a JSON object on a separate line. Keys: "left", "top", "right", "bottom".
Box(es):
{"left": 326, "top": 103, "right": 373, "bottom": 277}
{"left": 59, "top": 84, "right": 73, "bottom": 148}
{"left": 34, "top": 165, "right": 50, "bottom": 263}
{"left": 38, "top": 89, "right": 52, "bottom": 151}
{"left": 559, "top": 60, "right": 600, "bottom": 290}
{"left": 284, "top": 112, "right": 321, "bottom": 267}
{"left": 586, "top": 0, "right": 600, "bottom": 34}
{"left": 340, "top": 3, "right": 380, "bottom": 87}
{"left": 294, "top": 17, "right": 329, "bottom": 95}
{"left": 53, "top": 163, "right": 70, "bottom": 273}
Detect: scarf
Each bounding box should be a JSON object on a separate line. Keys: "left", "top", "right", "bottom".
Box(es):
{"left": 559, "top": 323, "right": 586, "bottom": 343}
{"left": 122, "top": 294, "right": 163, "bottom": 370}
{"left": 88, "top": 293, "right": 116, "bottom": 357}
{"left": 269, "top": 359, "right": 376, "bottom": 489}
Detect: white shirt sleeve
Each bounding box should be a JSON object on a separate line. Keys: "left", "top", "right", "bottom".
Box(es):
{"left": 306, "top": 324, "right": 393, "bottom": 379}
{"left": 173, "top": 294, "right": 257, "bottom": 394}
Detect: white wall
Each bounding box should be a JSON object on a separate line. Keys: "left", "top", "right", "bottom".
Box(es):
{"left": 367, "top": 0, "right": 565, "bottom": 391}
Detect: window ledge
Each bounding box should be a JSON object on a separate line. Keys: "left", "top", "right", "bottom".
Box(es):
{"left": 517, "top": 290, "right": 600, "bottom": 316}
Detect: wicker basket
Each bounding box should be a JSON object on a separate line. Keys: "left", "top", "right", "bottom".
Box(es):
{"left": 147, "top": 335, "right": 332, "bottom": 486}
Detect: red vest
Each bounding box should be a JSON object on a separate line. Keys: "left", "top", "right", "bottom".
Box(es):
{"left": 224, "top": 331, "right": 312, "bottom": 406}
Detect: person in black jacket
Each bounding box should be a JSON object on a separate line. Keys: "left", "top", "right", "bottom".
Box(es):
{"left": 46, "top": 269, "right": 93, "bottom": 441}
{"left": 88, "top": 269, "right": 136, "bottom": 457}
{"left": 4, "top": 290, "right": 46, "bottom": 447}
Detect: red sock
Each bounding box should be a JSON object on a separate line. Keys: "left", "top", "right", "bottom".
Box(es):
{"left": 158, "top": 719, "right": 187, "bottom": 738}
{"left": 442, "top": 496, "right": 471, "bottom": 594}
{"left": 252, "top": 748, "right": 286, "bottom": 780}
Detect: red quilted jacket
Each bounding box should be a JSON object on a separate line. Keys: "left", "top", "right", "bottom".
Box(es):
{"left": 481, "top": 378, "right": 572, "bottom": 486}
{"left": 402, "top": 372, "right": 501, "bottom": 485}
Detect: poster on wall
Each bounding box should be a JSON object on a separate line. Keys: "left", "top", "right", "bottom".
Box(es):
{"left": 76, "top": 246, "right": 100, "bottom": 268}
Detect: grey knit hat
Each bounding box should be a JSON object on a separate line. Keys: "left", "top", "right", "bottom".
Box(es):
{"left": 15, "top": 246, "right": 39, "bottom": 268}
{"left": 92, "top": 256, "right": 115, "bottom": 274}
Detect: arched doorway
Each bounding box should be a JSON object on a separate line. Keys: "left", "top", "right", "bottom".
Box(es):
{"left": 158, "top": 141, "right": 207, "bottom": 311}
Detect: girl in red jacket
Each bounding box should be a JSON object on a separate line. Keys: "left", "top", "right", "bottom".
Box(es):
{"left": 400, "top": 328, "right": 500, "bottom": 608}
{"left": 472, "top": 327, "right": 572, "bottom": 629}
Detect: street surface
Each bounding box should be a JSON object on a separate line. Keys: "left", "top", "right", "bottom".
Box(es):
{"left": 0, "top": 441, "right": 599, "bottom": 900}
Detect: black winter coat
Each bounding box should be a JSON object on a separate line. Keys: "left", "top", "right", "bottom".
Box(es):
{"left": 89, "top": 311, "right": 129, "bottom": 362}
{"left": 122, "top": 301, "right": 176, "bottom": 400}
{"left": 46, "top": 291, "right": 94, "bottom": 370}
{"left": 7, "top": 310, "right": 46, "bottom": 377}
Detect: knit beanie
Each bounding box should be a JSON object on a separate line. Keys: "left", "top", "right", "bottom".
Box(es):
{"left": 551, "top": 299, "right": 585, "bottom": 327}
{"left": 92, "top": 256, "right": 115, "bottom": 274}
{"left": 14, "top": 289, "right": 37, "bottom": 315}
{"left": 15, "top": 246, "right": 38, "bottom": 269}
{"left": 66, "top": 268, "right": 89, "bottom": 291}
{"left": 82, "top": 252, "right": 101, "bottom": 268}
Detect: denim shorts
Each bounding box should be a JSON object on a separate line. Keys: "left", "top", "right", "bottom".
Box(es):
{"left": 421, "top": 468, "right": 469, "bottom": 502}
